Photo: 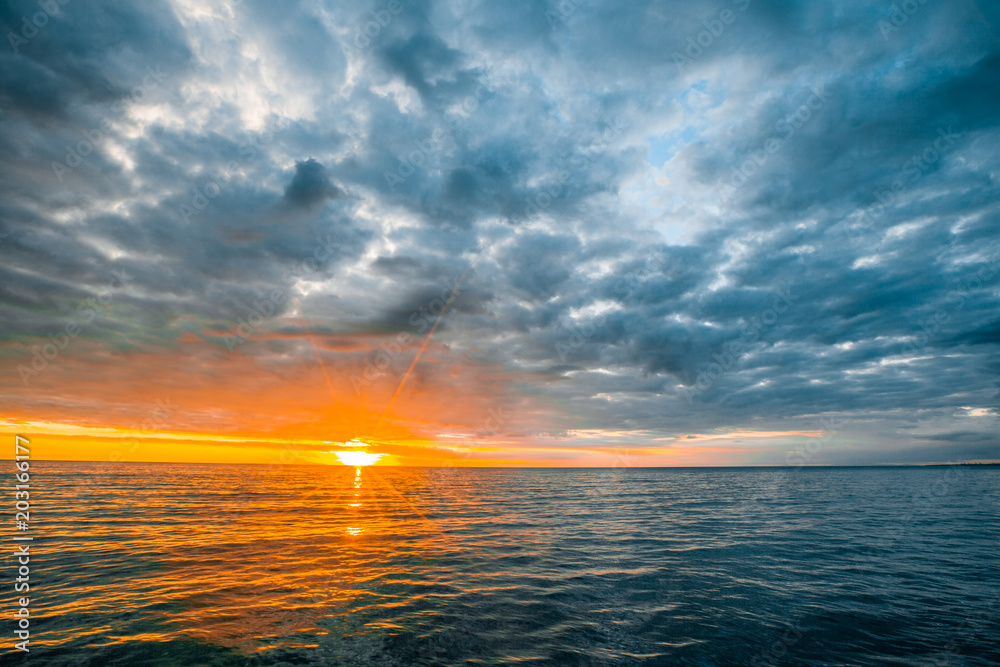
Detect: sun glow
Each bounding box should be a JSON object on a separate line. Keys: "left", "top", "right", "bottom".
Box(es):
{"left": 333, "top": 450, "right": 383, "bottom": 466}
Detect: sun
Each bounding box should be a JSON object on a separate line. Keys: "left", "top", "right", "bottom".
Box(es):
{"left": 333, "top": 450, "right": 383, "bottom": 466}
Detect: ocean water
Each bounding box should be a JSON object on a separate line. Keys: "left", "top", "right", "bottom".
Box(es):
{"left": 16, "top": 463, "right": 1000, "bottom": 666}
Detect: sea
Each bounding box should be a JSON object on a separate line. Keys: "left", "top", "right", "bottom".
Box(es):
{"left": 12, "top": 463, "right": 1000, "bottom": 666}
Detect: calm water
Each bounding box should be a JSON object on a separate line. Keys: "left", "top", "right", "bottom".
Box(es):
{"left": 13, "top": 463, "right": 1000, "bottom": 666}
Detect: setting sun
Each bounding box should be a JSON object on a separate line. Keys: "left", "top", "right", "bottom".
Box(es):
{"left": 333, "top": 450, "right": 383, "bottom": 466}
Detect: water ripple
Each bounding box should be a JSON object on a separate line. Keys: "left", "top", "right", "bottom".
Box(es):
{"left": 26, "top": 464, "right": 1000, "bottom": 666}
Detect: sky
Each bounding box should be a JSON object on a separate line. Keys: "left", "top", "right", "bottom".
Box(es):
{"left": 1, "top": 0, "right": 998, "bottom": 467}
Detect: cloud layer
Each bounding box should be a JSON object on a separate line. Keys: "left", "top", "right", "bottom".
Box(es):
{"left": 1, "top": 0, "right": 998, "bottom": 464}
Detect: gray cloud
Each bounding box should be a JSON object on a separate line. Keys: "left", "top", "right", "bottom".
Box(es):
{"left": 284, "top": 158, "right": 344, "bottom": 207}
{"left": 1, "top": 0, "right": 999, "bottom": 461}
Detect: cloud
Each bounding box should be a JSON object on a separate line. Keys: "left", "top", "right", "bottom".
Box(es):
{"left": 283, "top": 158, "right": 344, "bottom": 207}
{"left": 1, "top": 0, "right": 999, "bottom": 464}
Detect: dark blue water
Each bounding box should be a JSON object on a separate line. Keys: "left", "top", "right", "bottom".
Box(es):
{"left": 15, "top": 464, "right": 1000, "bottom": 665}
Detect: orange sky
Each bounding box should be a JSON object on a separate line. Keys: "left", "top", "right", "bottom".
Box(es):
{"left": 1, "top": 326, "right": 830, "bottom": 466}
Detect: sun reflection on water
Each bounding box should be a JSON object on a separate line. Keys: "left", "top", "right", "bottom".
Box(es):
{"left": 36, "top": 462, "right": 560, "bottom": 660}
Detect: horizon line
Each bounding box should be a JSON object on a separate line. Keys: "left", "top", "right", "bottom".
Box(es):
{"left": 29, "top": 459, "right": 1000, "bottom": 468}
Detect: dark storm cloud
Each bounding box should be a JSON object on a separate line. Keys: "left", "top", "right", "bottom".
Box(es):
{"left": 283, "top": 159, "right": 344, "bottom": 207}
{"left": 1, "top": 0, "right": 999, "bottom": 460}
